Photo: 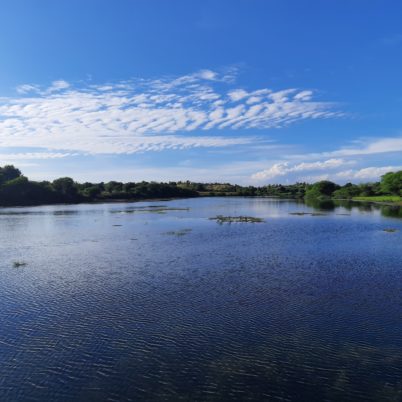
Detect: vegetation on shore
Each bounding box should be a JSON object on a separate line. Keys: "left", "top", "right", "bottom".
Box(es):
{"left": 303, "top": 171, "right": 402, "bottom": 203}
{"left": 0, "top": 165, "right": 198, "bottom": 206}
{"left": 0, "top": 165, "right": 401, "bottom": 206}
{"left": 178, "top": 171, "right": 402, "bottom": 203}
{"left": 177, "top": 181, "right": 307, "bottom": 198}
{"left": 352, "top": 196, "right": 402, "bottom": 203}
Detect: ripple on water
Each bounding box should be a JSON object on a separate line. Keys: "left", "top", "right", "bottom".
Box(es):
{"left": 0, "top": 198, "right": 402, "bottom": 401}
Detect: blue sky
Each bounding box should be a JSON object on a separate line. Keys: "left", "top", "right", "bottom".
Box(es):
{"left": 0, "top": 0, "right": 402, "bottom": 184}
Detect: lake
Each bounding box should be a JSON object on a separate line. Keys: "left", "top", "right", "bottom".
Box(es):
{"left": 1, "top": 197, "right": 402, "bottom": 401}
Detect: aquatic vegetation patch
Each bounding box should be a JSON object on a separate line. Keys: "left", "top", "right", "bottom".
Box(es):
{"left": 209, "top": 215, "right": 264, "bottom": 223}
{"left": 13, "top": 261, "right": 27, "bottom": 268}
{"left": 111, "top": 206, "right": 189, "bottom": 214}
{"left": 164, "top": 228, "right": 192, "bottom": 236}
{"left": 289, "top": 212, "right": 327, "bottom": 216}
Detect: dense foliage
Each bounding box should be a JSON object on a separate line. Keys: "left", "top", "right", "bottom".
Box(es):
{"left": 1, "top": 165, "right": 402, "bottom": 206}
{"left": 177, "top": 171, "right": 402, "bottom": 201}
{"left": 0, "top": 165, "right": 198, "bottom": 206}
{"left": 305, "top": 181, "right": 340, "bottom": 199}
{"left": 305, "top": 171, "right": 402, "bottom": 200}
{"left": 176, "top": 181, "right": 308, "bottom": 198}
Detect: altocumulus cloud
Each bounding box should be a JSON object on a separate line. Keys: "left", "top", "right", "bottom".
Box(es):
{"left": 0, "top": 69, "right": 340, "bottom": 158}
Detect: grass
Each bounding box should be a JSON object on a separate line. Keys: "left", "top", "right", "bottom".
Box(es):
{"left": 352, "top": 196, "right": 402, "bottom": 203}
{"left": 210, "top": 215, "right": 264, "bottom": 223}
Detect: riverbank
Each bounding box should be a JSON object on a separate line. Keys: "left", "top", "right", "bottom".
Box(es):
{"left": 351, "top": 196, "right": 402, "bottom": 206}
{"left": 0, "top": 195, "right": 199, "bottom": 208}
{"left": 2, "top": 194, "right": 402, "bottom": 209}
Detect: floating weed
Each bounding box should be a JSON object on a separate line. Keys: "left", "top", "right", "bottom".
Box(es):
{"left": 289, "top": 212, "right": 327, "bottom": 216}
{"left": 164, "top": 228, "right": 192, "bottom": 236}
{"left": 13, "top": 261, "right": 27, "bottom": 268}
{"left": 111, "top": 207, "right": 189, "bottom": 215}
{"left": 383, "top": 228, "right": 398, "bottom": 233}
{"left": 210, "top": 215, "right": 264, "bottom": 224}
{"left": 134, "top": 205, "right": 167, "bottom": 209}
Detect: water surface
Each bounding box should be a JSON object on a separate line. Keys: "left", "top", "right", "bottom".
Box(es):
{"left": 1, "top": 197, "right": 402, "bottom": 401}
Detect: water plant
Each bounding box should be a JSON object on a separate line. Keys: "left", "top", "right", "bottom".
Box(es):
{"left": 111, "top": 207, "right": 189, "bottom": 214}
{"left": 289, "top": 212, "right": 327, "bottom": 216}
{"left": 209, "top": 215, "right": 264, "bottom": 223}
{"left": 164, "top": 228, "right": 192, "bottom": 236}
{"left": 13, "top": 261, "right": 27, "bottom": 268}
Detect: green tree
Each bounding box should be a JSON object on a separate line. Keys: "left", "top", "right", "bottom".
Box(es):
{"left": 82, "top": 185, "right": 102, "bottom": 198}
{"left": 305, "top": 180, "right": 339, "bottom": 199}
{"left": 333, "top": 183, "right": 361, "bottom": 199}
{"left": 0, "top": 165, "right": 21, "bottom": 184}
{"left": 105, "top": 181, "right": 123, "bottom": 193}
{"left": 380, "top": 171, "right": 402, "bottom": 195}
{"left": 52, "top": 177, "right": 78, "bottom": 200}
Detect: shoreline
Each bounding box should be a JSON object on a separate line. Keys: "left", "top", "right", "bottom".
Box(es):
{"left": 1, "top": 194, "right": 401, "bottom": 209}
{"left": 349, "top": 199, "right": 402, "bottom": 207}
{"left": 0, "top": 195, "right": 198, "bottom": 209}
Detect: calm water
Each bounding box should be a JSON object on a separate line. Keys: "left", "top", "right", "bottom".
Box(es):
{"left": 1, "top": 197, "right": 402, "bottom": 401}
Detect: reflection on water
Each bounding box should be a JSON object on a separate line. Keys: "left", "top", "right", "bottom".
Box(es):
{"left": 305, "top": 197, "right": 402, "bottom": 219}
{"left": 0, "top": 197, "right": 402, "bottom": 401}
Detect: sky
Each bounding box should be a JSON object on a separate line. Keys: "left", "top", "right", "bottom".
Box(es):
{"left": 0, "top": 0, "right": 402, "bottom": 185}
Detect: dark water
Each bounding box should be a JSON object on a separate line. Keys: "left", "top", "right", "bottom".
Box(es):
{"left": 1, "top": 197, "right": 402, "bottom": 401}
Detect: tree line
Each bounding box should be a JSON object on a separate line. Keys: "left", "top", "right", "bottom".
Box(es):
{"left": 0, "top": 165, "right": 198, "bottom": 206}
{"left": 0, "top": 165, "right": 401, "bottom": 206}
{"left": 303, "top": 171, "right": 402, "bottom": 200}
{"left": 177, "top": 171, "right": 402, "bottom": 200}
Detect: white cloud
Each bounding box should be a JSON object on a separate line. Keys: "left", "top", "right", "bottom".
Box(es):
{"left": 46, "top": 80, "right": 70, "bottom": 93}
{"left": 196, "top": 69, "right": 218, "bottom": 80}
{"left": 0, "top": 152, "right": 77, "bottom": 162}
{"left": 0, "top": 69, "right": 340, "bottom": 157}
{"left": 294, "top": 90, "right": 313, "bottom": 101}
{"left": 15, "top": 84, "right": 41, "bottom": 94}
{"left": 316, "top": 136, "right": 402, "bottom": 158}
{"left": 291, "top": 158, "right": 349, "bottom": 171}
{"left": 252, "top": 158, "right": 351, "bottom": 181}
{"left": 15, "top": 80, "right": 70, "bottom": 95}
{"left": 336, "top": 166, "right": 402, "bottom": 180}
{"left": 228, "top": 89, "right": 248, "bottom": 101}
